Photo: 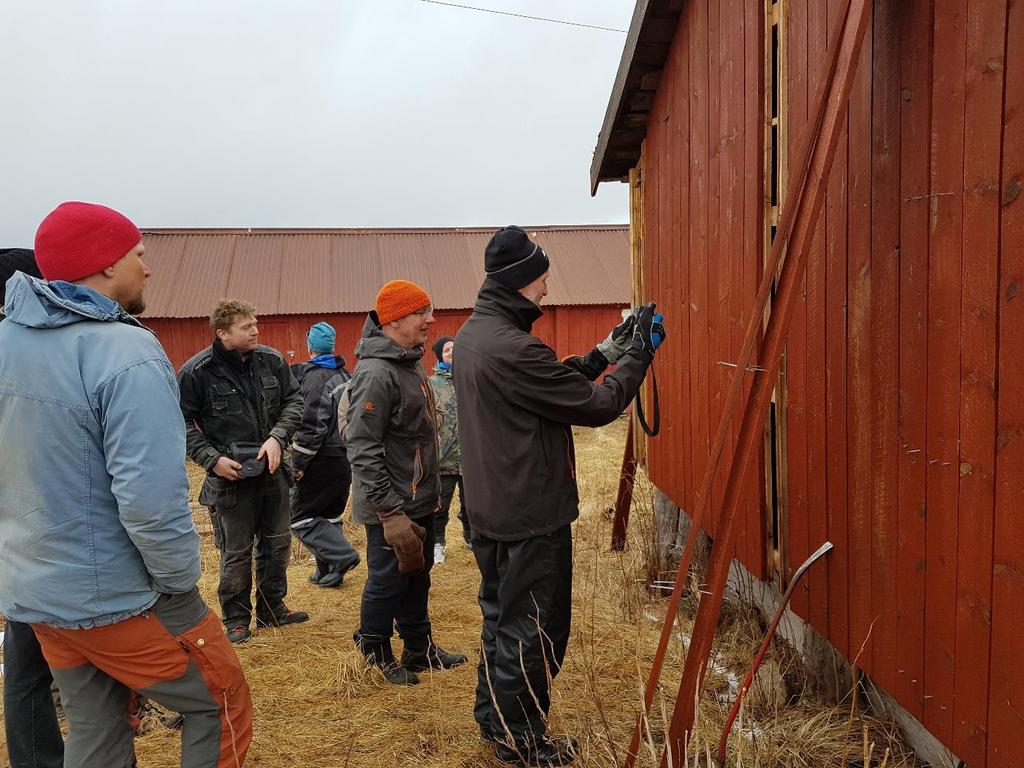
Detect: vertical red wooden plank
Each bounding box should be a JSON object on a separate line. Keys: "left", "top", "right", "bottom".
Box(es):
{"left": 720, "top": 0, "right": 746, "bottom": 569}
{"left": 644, "top": 72, "right": 664, "bottom": 492}
{"left": 689, "top": 0, "right": 712, "bottom": 532}
{"left": 824, "top": 0, "right": 850, "bottom": 656}
{"left": 803, "top": 0, "right": 830, "bottom": 633}
{"left": 741, "top": 0, "right": 767, "bottom": 580}
{"left": 672, "top": 15, "right": 693, "bottom": 520}
{"left": 952, "top": 4, "right": 1004, "bottom": 760}
{"left": 845, "top": 17, "right": 873, "bottom": 669}
{"left": 784, "top": 0, "right": 810, "bottom": 620}
{"left": 987, "top": 2, "right": 1023, "bottom": 764}
{"left": 868, "top": 0, "right": 901, "bottom": 694}
{"left": 707, "top": 0, "right": 727, "bottom": 537}
{"left": 924, "top": 0, "right": 967, "bottom": 744}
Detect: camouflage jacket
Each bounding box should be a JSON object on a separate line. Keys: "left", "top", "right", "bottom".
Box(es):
{"left": 429, "top": 364, "right": 461, "bottom": 474}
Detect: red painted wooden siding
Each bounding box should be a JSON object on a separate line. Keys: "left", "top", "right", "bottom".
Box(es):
{"left": 147, "top": 305, "right": 627, "bottom": 372}
{"left": 641, "top": 0, "right": 767, "bottom": 581}
{"left": 640, "top": 1, "right": 1017, "bottom": 764}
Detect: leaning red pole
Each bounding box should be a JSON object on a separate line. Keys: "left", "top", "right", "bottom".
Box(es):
{"left": 611, "top": 419, "right": 637, "bottom": 551}
{"left": 622, "top": 1, "right": 862, "bottom": 764}
{"left": 658, "top": 2, "right": 873, "bottom": 765}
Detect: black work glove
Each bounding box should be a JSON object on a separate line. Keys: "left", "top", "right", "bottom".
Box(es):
{"left": 596, "top": 313, "right": 637, "bottom": 363}
{"left": 380, "top": 507, "right": 427, "bottom": 573}
{"left": 630, "top": 302, "right": 667, "bottom": 356}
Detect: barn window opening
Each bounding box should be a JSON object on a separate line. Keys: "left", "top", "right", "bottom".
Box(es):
{"left": 764, "top": 0, "right": 788, "bottom": 587}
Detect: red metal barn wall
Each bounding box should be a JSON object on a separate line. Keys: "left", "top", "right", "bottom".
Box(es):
{"left": 639, "top": 2, "right": 1021, "bottom": 766}
{"left": 147, "top": 306, "right": 626, "bottom": 372}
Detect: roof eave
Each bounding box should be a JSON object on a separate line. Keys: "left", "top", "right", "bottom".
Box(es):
{"left": 590, "top": 0, "right": 685, "bottom": 195}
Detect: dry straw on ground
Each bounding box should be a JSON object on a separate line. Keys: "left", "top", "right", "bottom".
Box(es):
{"left": 1, "top": 418, "right": 924, "bottom": 767}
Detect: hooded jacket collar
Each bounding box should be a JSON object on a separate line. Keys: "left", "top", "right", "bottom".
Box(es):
{"left": 354, "top": 312, "right": 424, "bottom": 363}
{"left": 2, "top": 272, "right": 140, "bottom": 330}
{"left": 308, "top": 353, "right": 345, "bottom": 370}
{"left": 472, "top": 278, "right": 543, "bottom": 332}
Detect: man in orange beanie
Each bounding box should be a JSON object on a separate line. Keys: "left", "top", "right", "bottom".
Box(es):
{"left": 345, "top": 279, "right": 467, "bottom": 684}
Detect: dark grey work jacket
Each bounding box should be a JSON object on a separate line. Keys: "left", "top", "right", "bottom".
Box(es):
{"left": 345, "top": 315, "right": 440, "bottom": 525}
{"left": 454, "top": 279, "right": 651, "bottom": 541}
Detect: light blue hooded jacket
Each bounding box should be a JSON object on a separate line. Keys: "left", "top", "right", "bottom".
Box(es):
{"left": 0, "top": 273, "right": 200, "bottom": 628}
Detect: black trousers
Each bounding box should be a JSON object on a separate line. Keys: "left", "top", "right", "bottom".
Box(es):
{"left": 3, "top": 620, "right": 64, "bottom": 768}
{"left": 473, "top": 525, "right": 573, "bottom": 747}
{"left": 208, "top": 471, "right": 292, "bottom": 629}
{"left": 356, "top": 519, "right": 435, "bottom": 661}
{"left": 291, "top": 454, "right": 359, "bottom": 575}
{"left": 435, "top": 473, "right": 471, "bottom": 545}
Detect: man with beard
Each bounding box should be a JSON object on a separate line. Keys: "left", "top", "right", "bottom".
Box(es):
{"left": 0, "top": 202, "right": 253, "bottom": 767}
{"left": 455, "top": 226, "right": 664, "bottom": 765}
{"left": 346, "top": 280, "right": 467, "bottom": 685}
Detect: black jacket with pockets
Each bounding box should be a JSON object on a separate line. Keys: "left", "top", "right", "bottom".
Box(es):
{"left": 345, "top": 315, "right": 440, "bottom": 525}
{"left": 178, "top": 340, "right": 303, "bottom": 506}
{"left": 454, "top": 279, "right": 651, "bottom": 541}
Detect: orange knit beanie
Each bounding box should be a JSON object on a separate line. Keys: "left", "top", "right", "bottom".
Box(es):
{"left": 375, "top": 279, "right": 431, "bottom": 325}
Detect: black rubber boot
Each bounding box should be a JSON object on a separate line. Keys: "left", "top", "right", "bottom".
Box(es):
{"left": 494, "top": 735, "right": 579, "bottom": 766}
{"left": 355, "top": 632, "right": 420, "bottom": 686}
{"left": 401, "top": 642, "right": 468, "bottom": 672}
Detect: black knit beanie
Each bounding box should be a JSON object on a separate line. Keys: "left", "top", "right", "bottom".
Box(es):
{"left": 0, "top": 249, "right": 41, "bottom": 305}
{"left": 432, "top": 335, "right": 454, "bottom": 364}
{"left": 484, "top": 226, "right": 550, "bottom": 290}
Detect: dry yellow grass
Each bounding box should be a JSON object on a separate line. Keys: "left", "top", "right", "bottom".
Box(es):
{"left": 1, "top": 418, "right": 923, "bottom": 767}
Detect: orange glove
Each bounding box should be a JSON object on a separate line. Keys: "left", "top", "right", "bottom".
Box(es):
{"left": 380, "top": 507, "right": 427, "bottom": 574}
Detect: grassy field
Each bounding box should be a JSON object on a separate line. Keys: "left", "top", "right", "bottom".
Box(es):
{"left": 2, "top": 418, "right": 922, "bottom": 767}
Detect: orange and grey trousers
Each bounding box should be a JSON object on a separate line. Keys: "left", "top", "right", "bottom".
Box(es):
{"left": 31, "top": 588, "right": 252, "bottom": 768}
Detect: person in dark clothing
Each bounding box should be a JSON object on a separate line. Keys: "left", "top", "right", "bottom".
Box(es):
{"left": 428, "top": 335, "right": 469, "bottom": 561}
{"left": 455, "top": 226, "right": 665, "bottom": 766}
{"left": 288, "top": 321, "right": 361, "bottom": 588}
{"left": 1, "top": 248, "right": 64, "bottom": 768}
{"left": 346, "top": 280, "right": 467, "bottom": 685}
{"left": 178, "top": 299, "right": 309, "bottom": 644}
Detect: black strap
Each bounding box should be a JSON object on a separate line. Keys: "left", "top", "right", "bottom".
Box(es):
{"left": 636, "top": 364, "right": 660, "bottom": 437}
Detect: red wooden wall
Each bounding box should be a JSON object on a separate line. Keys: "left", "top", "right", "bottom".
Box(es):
{"left": 146, "top": 305, "right": 626, "bottom": 372}
{"left": 639, "top": 1, "right": 1021, "bottom": 765}
{"left": 641, "top": 0, "right": 767, "bottom": 581}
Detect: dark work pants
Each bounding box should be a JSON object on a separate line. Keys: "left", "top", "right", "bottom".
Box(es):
{"left": 209, "top": 472, "right": 291, "bottom": 629}
{"left": 473, "top": 525, "right": 573, "bottom": 748}
{"left": 290, "top": 454, "right": 359, "bottom": 575}
{"left": 3, "top": 619, "right": 64, "bottom": 768}
{"left": 356, "top": 519, "right": 434, "bottom": 661}
{"left": 435, "top": 473, "right": 471, "bottom": 545}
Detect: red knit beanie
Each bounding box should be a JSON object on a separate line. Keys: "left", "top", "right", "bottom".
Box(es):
{"left": 34, "top": 202, "right": 142, "bottom": 282}
{"left": 375, "top": 280, "right": 431, "bottom": 325}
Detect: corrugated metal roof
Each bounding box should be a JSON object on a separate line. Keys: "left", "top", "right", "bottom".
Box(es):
{"left": 139, "top": 226, "right": 630, "bottom": 319}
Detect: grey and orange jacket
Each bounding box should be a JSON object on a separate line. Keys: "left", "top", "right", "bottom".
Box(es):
{"left": 454, "top": 278, "right": 651, "bottom": 541}
{"left": 346, "top": 314, "right": 440, "bottom": 525}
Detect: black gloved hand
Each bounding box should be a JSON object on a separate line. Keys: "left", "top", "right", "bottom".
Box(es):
{"left": 630, "top": 302, "right": 667, "bottom": 356}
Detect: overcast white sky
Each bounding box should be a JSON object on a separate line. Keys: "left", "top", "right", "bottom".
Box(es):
{"left": 0, "top": 0, "right": 634, "bottom": 244}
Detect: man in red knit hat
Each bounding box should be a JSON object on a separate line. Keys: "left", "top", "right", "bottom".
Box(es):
{"left": 345, "top": 279, "right": 467, "bottom": 684}
{"left": 0, "top": 202, "right": 252, "bottom": 767}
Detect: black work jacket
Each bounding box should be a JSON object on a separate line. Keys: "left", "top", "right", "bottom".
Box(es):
{"left": 177, "top": 340, "right": 302, "bottom": 472}
{"left": 454, "top": 279, "right": 651, "bottom": 541}
{"left": 289, "top": 356, "right": 351, "bottom": 470}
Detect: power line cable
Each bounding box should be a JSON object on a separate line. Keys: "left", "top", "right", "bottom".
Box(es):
{"left": 417, "top": 0, "right": 627, "bottom": 34}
